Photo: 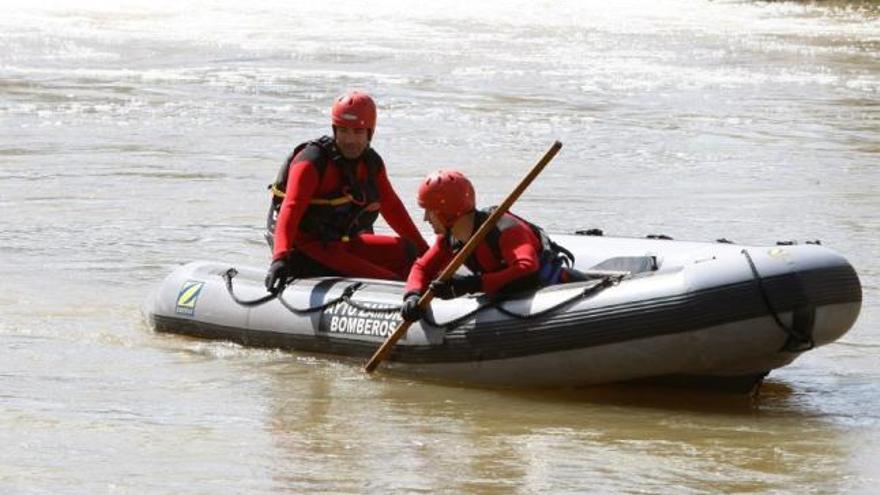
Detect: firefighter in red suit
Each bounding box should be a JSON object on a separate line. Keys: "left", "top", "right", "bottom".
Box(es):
{"left": 265, "top": 91, "right": 429, "bottom": 292}
{"left": 400, "top": 170, "right": 576, "bottom": 321}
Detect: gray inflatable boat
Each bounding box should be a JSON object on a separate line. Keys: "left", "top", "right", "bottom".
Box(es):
{"left": 146, "top": 233, "right": 861, "bottom": 391}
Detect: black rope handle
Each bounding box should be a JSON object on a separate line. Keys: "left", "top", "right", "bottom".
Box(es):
{"left": 224, "top": 267, "right": 618, "bottom": 332}
{"left": 223, "top": 268, "right": 367, "bottom": 314}
{"left": 276, "top": 281, "right": 365, "bottom": 315}
{"left": 493, "top": 278, "right": 616, "bottom": 320}
{"left": 424, "top": 277, "right": 618, "bottom": 330}
{"left": 741, "top": 249, "right": 814, "bottom": 352}
{"left": 223, "top": 268, "right": 278, "bottom": 307}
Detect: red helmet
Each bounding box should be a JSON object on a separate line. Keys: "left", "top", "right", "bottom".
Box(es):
{"left": 417, "top": 170, "right": 475, "bottom": 227}
{"left": 331, "top": 91, "right": 377, "bottom": 131}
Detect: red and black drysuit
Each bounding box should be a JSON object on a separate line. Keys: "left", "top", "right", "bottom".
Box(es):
{"left": 270, "top": 137, "right": 428, "bottom": 280}
{"left": 405, "top": 210, "right": 559, "bottom": 296}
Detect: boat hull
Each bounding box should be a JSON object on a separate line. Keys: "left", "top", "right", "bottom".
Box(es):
{"left": 146, "top": 235, "right": 862, "bottom": 389}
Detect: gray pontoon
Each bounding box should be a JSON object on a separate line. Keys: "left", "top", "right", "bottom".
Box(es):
{"left": 146, "top": 234, "right": 861, "bottom": 391}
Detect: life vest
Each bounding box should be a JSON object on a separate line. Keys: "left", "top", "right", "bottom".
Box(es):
{"left": 265, "top": 136, "right": 383, "bottom": 248}
{"left": 448, "top": 207, "right": 575, "bottom": 288}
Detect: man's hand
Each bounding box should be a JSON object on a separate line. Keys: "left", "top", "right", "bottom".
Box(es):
{"left": 265, "top": 258, "right": 291, "bottom": 293}
{"left": 400, "top": 292, "right": 424, "bottom": 322}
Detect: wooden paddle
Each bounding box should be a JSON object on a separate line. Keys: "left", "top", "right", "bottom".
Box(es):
{"left": 363, "top": 140, "right": 563, "bottom": 373}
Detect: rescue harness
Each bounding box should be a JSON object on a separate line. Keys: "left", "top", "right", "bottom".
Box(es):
{"left": 265, "top": 135, "right": 384, "bottom": 248}
{"left": 447, "top": 207, "right": 576, "bottom": 289}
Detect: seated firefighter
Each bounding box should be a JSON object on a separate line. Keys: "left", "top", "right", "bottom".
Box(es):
{"left": 265, "top": 91, "right": 429, "bottom": 292}
{"left": 400, "top": 169, "right": 579, "bottom": 321}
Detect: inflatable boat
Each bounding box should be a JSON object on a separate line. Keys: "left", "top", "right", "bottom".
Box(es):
{"left": 145, "top": 233, "right": 861, "bottom": 391}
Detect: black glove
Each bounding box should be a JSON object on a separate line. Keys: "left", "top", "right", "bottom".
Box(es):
{"left": 265, "top": 258, "right": 291, "bottom": 293}
{"left": 429, "top": 275, "right": 482, "bottom": 300}
{"left": 400, "top": 292, "right": 423, "bottom": 322}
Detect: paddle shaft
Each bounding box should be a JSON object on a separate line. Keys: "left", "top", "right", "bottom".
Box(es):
{"left": 362, "top": 140, "right": 563, "bottom": 373}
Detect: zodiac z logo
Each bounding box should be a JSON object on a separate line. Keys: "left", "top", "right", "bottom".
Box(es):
{"left": 176, "top": 281, "right": 205, "bottom": 316}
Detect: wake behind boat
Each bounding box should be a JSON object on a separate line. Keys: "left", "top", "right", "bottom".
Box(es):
{"left": 146, "top": 233, "right": 861, "bottom": 392}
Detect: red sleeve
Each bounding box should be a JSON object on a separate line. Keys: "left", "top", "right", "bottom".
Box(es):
{"left": 479, "top": 225, "right": 541, "bottom": 294}
{"left": 271, "top": 159, "right": 320, "bottom": 260}
{"left": 375, "top": 167, "right": 429, "bottom": 254}
{"left": 404, "top": 235, "right": 454, "bottom": 294}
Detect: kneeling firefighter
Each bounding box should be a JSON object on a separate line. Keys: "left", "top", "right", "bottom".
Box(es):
{"left": 265, "top": 91, "right": 429, "bottom": 292}
{"left": 400, "top": 169, "right": 580, "bottom": 322}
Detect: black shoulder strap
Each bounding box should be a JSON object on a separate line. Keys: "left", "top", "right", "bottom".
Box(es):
{"left": 363, "top": 148, "right": 384, "bottom": 174}
{"left": 482, "top": 206, "right": 507, "bottom": 254}
{"left": 271, "top": 135, "right": 338, "bottom": 193}
{"left": 298, "top": 135, "right": 338, "bottom": 177}
{"left": 465, "top": 208, "right": 503, "bottom": 272}
{"left": 341, "top": 147, "right": 384, "bottom": 203}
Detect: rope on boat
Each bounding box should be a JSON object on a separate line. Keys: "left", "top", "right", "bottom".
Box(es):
{"left": 310, "top": 279, "right": 614, "bottom": 328}
{"left": 277, "top": 281, "right": 365, "bottom": 315}
{"left": 741, "top": 249, "right": 815, "bottom": 352}
{"left": 223, "top": 267, "right": 620, "bottom": 330}
{"left": 423, "top": 276, "right": 621, "bottom": 330}
{"left": 223, "top": 268, "right": 278, "bottom": 306}
{"left": 223, "top": 268, "right": 368, "bottom": 314}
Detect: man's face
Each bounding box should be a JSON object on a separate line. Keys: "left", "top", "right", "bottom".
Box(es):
{"left": 334, "top": 126, "right": 370, "bottom": 160}
{"left": 424, "top": 209, "right": 447, "bottom": 235}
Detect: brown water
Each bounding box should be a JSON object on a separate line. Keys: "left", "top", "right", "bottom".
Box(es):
{"left": 1, "top": 0, "right": 879, "bottom": 493}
